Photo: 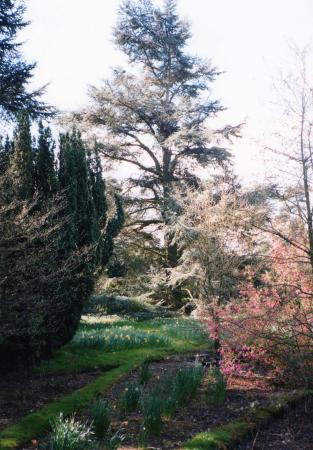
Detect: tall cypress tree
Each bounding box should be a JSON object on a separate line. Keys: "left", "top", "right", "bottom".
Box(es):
{"left": 71, "top": 130, "right": 98, "bottom": 247}
{"left": 88, "top": 143, "right": 107, "bottom": 225}
{"left": 58, "top": 132, "right": 78, "bottom": 253}
{"left": 34, "top": 121, "right": 57, "bottom": 197}
{"left": 10, "top": 111, "right": 34, "bottom": 200}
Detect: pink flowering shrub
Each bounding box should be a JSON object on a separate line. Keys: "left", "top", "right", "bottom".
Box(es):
{"left": 196, "top": 240, "right": 313, "bottom": 386}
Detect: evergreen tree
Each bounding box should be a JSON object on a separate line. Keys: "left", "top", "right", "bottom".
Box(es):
{"left": 0, "top": 135, "right": 12, "bottom": 175}
{"left": 71, "top": 130, "right": 98, "bottom": 247}
{"left": 74, "top": 0, "right": 241, "bottom": 304}
{"left": 10, "top": 111, "right": 34, "bottom": 200}
{"left": 88, "top": 144, "right": 107, "bottom": 225}
{"left": 58, "top": 132, "right": 78, "bottom": 253}
{"left": 0, "top": 0, "right": 53, "bottom": 120}
{"left": 34, "top": 121, "right": 57, "bottom": 197}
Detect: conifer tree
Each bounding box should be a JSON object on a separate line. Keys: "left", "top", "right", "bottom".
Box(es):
{"left": 88, "top": 144, "right": 107, "bottom": 225}
{"left": 0, "top": 0, "right": 52, "bottom": 120}
{"left": 74, "top": 0, "right": 240, "bottom": 304}
{"left": 10, "top": 111, "right": 34, "bottom": 200}
{"left": 58, "top": 132, "right": 78, "bottom": 253}
{"left": 34, "top": 121, "right": 57, "bottom": 197}
{"left": 0, "top": 135, "right": 11, "bottom": 175}
{"left": 71, "top": 130, "right": 98, "bottom": 247}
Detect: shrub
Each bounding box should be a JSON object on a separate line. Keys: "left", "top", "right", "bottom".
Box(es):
{"left": 120, "top": 382, "right": 141, "bottom": 415}
{"left": 91, "top": 398, "right": 111, "bottom": 441}
{"left": 196, "top": 240, "right": 313, "bottom": 387}
{"left": 49, "top": 413, "right": 93, "bottom": 450}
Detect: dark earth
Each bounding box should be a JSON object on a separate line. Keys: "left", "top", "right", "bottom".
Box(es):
{"left": 2, "top": 354, "right": 311, "bottom": 449}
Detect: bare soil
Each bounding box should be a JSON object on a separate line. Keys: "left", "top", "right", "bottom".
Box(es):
{"left": 0, "top": 366, "right": 113, "bottom": 431}
{"left": 236, "top": 395, "right": 313, "bottom": 450}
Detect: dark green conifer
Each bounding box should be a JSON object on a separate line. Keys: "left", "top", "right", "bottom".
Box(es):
{"left": 10, "top": 111, "right": 33, "bottom": 200}
{"left": 0, "top": 135, "right": 12, "bottom": 175}
{"left": 71, "top": 130, "right": 97, "bottom": 247}
{"left": 88, "top": 143, "right": 107, "bottom": 225}
{"left": 34, "top": 121, "right": 57, "bottom": 197}
{"left": 0, "top": 0, "right": 53, "bottom": 120}
{"left": 58, "top": 132, "right": 78, "bottom": 253}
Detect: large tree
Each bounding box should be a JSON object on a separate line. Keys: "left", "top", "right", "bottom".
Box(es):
{"left": 73, "top": 0, "right": 240, "bottom": 275}
{"left": 0, "top": 0, "right": 53, "bottom": 120}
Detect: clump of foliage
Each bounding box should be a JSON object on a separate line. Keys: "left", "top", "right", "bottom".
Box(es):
{"left": 91, "top": 398, "right": 111, "bottom": 441}
{"left": 49, "top": 413, "right": 93, "bottom": 450}
{"left": 142, "top": 388, "right": 163, "bottom": 436}
{"left": 164, "top": 366, "right": 204, "bottom": 416}
{"left": 104, "top": 429, "right": 125, "bottom": 450}
{"left": 84, "top": 293, "right": 163, "bottom": 320}
{"left": 139, "top": 361, "right": 152, "bottom": 385}
{"left": 206, "top": 367, "right": 227, "bottom": 406}
{"left": 119, "top": 382, "right": 142, "bottom": 416}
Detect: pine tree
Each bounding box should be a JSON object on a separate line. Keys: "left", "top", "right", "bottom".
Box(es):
{"left": 0, "top": 0, "right": 52, "bottom": 120}
{"left": 10, "top": 111, "right": 34, "bottom": 200}
{"left": 34, "top": 121, "right": 57, "bottom": 197}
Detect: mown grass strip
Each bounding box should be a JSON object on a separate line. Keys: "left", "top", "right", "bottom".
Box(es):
{"left": 182, "top": 390, "right": 313, "bottom": 450}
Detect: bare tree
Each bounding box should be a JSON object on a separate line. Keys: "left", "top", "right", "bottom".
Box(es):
{"left": 261, "top": 45, "right": 313, "bottom": 272}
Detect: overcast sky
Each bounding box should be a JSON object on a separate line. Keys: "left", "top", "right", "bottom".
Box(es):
{"left": 20, "top": 0, "right": 313, "bottom": 183}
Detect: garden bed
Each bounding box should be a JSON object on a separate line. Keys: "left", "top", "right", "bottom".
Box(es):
{"left": 0, "top": 366, "right": 114, "bottom": 431}
{"left": 21, "top": 353, "right": 299, "bottom": 450}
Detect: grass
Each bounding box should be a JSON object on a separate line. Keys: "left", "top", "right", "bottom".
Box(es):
{"left": 0, "top": 314, "right": 209, "bottom": 450}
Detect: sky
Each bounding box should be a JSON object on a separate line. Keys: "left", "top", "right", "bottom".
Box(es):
{"left": 20, "top": 0, "right": 313, "bottom": 184}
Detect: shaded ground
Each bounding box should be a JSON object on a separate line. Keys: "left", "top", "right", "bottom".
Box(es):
{"left": 236, "top": 395, "right": 313, "bottom": 450}
{"left": 12, "top": 354, "right": 313, "bottom": 450}
{"left": 82, "top": 354, "right": 285, "bottom": 450}
{"left": 0, "top": 366, "right": 113, "bottom": 431}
